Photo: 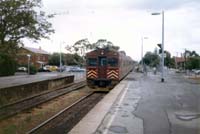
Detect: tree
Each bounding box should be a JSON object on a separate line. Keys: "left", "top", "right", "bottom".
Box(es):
{"left": 65, "top": 39, "right": 120, "bottom": 57}
{"left": 93, "top": 39, "right": 120, "bottom": 51}
{"left": 0, "top": 0, "right": 54, "bottom": 55}
{"left": 182, "top": 50, "right": 200, "bottom": 70}
{"left": 186, "top": 57, "right": 200, "bottom": 70}
{"left": 184, "top": 50, "right": 199, "bottom": 57}
{"left": 64, "top": 53, "right": 84, "bottom": 66}
{"left": 65, "top": 38, "right": 91, "bottom": 56}
{"left": 48, "top": 53, "right": 64, "bottom": 66}
{"left": 143, "top": 52, "right": 160, "bottom": 67}
{"left": 0, "top": 53, "right": 16, "bottom": 76}
{"left": 191, "top": 51, "right": 199, "bottom": 57}
{"left": 164, "top": 50, "right": 175, "bottom": 68}
{"left": 48, "top": 53, "right": 84, "bottom": 66}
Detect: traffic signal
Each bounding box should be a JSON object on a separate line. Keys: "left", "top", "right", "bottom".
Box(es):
{"left": 157, "top": 44, "right": 162, "bottom": 54}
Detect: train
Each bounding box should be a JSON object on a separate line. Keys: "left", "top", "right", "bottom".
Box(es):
{"left": 86, "top": 47, "right": 134, "bottom": 90}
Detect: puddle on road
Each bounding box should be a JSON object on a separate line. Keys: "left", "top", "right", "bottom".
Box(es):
{"left": 175, "top": 113, "right": 200, "bottom": 121}
{"left": 109, "top": 126, "right": 128, "bottom": 133}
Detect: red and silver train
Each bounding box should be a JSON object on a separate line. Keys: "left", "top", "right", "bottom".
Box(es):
{"left": 86, "top": 47, "right": 134, "bottom": 89}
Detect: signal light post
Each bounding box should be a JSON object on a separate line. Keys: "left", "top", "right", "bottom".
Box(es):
{"left": 152, "top": 11, "right": 165, "bottom": 82}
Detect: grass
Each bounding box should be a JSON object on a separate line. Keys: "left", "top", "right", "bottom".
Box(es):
{"left": 25, "top": 116, "right": 32, "bottom": 123}
{"left": 3, "top": 124, "right": 17, "bottom": 134}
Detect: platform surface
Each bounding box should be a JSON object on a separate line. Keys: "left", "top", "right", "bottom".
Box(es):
{"left": 69, "top": 71, "right": 200, "bottom": 134}
{"left": 0, "top": 72, "right": 85, "bottom": 89}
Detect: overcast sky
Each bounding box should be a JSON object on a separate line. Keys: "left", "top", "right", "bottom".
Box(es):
{"left": 25, "top": 0, "right": 200, "bottom": 61}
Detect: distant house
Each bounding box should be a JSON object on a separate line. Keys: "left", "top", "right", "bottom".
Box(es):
{"left": 174, "top": 57, "right": 186, "bottom": 69}
{"left": 16, "top": 46, "right": 49, "bottom": 69}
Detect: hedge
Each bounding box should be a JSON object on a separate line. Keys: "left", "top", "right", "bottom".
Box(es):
{"left": 0, "top": 53, "right": 16, "bottom": 76}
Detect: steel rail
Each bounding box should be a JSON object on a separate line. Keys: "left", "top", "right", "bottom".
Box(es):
{"left": 26, "top": 92, "right": 94, "bottom": 134}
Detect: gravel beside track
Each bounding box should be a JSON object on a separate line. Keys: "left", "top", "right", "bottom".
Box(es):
{"left": 27, "top": 92, "right": 106, "bottom": 134}
{"left": 0, "top": 81, "right": 86, "bottom": 120}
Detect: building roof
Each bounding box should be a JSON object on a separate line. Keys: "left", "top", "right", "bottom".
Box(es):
{"left": 23, "top": 46, "right": 49, "bottom": 55}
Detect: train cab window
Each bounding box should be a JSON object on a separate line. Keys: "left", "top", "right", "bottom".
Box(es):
{"left": 108, "top": 58, "right": 118, "bottom": 67}
{"left": 99, "top": 57, "right": 107, "bottom": 66}
{"left": 87, "top": 58, "right": 97, "bottom": 66}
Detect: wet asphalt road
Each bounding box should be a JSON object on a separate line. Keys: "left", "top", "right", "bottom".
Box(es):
{"left": 134, "top": 71, "right": 200, "bottom": 134}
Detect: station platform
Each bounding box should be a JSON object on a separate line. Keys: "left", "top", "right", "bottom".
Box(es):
{"left": 0, "top": 72, "right": 85, "bottom": 89}
{"left": 70, "top": 70, "right": 200, "bottom": 134}
{"left": 69, "top": 72, "right": 143, "bottom": 134}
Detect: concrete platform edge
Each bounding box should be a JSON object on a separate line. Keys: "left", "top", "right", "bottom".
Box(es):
{"left": 68, "top": 81, "right": 128, "bottom": 134}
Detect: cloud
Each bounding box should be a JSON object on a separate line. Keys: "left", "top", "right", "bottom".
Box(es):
{"left": 26, "top": 0, "right": 200, "bottom": 60}
{"left": 42, "top": 0, "right": 200, "bottom": 11}
{"left": 124, "top": 0, "right": 200, "bottom": 10}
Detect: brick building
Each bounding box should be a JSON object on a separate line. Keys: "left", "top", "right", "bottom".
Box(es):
{"left": 174, "top": 57, "right": 186, "bottom": 69}
{"left": 16, "top": 46, "right": 49, "bottom": 69}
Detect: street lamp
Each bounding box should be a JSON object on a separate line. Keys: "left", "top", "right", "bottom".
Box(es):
{"left": 27, "top": 54, "right": 31, "bottom": 75}
{"left": 60, "top": 42, "right": 65, "bottom": 72}
{"left": 60, "top": 43, "right": 62, "bottom": 72}
{"left": 152, "top": 11, "right": 165, "bottom": 82}
{"left": 141, "top": 36, "right": 148, "bottom": 72}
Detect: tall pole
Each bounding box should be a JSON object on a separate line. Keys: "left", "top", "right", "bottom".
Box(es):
{"left": 27, "top": 54, "right": 31, "bottom": 75}
{"left": 60, "top": 43, "right": 62, "bottom": 72}
{"left": 141, "top": 37, "right": 144, "bottom": 72}
{"left": 152, "top": 11, "right": 165, "bottom": 82}
{"left": 28, "top": 57, "right": 30, "bottom": 74}
{"left": 161, "top": 11, "right": 165, "bottom": 82}
{"left": 141, "top": 37, "right": 148, "bottom": 73}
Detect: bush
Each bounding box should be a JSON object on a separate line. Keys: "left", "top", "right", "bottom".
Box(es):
{"left": 186, "top": 57, "right": 200, "bottom": 70}
{"left": 0, "top": 53, "right": 16, "bottom": 76}
{"left": 29, "top": 65, "right": 37, "bottom": 75}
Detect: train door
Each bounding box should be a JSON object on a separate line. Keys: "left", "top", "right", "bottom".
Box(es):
{"left": 98, "top": 56, "right": 107, "bottom": 78}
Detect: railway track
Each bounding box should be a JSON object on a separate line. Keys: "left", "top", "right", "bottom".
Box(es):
{"left": 0, "top": 80, "right": 86, "bottom": 120}
{"left": 26, "top": 92, "right": 106, "bottom": 134}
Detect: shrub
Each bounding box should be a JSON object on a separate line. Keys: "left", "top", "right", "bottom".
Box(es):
{"left": 186, "top": 57, "right": 200, "bottom": 70}
{"left": 0, "top": 53, "right": 16, "bottom": 76}
{"left": 29, "top": 65, "right": 37, "bottom": 75}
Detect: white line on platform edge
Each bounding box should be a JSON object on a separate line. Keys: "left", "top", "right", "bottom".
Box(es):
{"left": 102, "top": 82, "right": 130, "bottom": 134}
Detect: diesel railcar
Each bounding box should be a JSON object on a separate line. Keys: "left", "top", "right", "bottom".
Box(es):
{"left": 86, "top": 47, "right": 133, "bottom": 89}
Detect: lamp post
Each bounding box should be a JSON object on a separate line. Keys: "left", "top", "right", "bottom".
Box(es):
{"left": 60, "top": 42, "right": 62, "bottom": 73}
{"left": 141, "top": 36, "right": 148, "bottom": 72}
{"left": 152, "top": 11, "right": 165, "bottom": 82}
{"left": 60, "top": 42, "right": 65, "bottom": 72}
{"left": 27, "top": 54, "right": 31, "bottom": 75}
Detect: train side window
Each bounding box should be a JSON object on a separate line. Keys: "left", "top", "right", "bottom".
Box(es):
{"left": 108, "top": 58, "right": 118, "bottom": 67}
{"left": 87, "top": 58, "right": 97, "bottom": 66}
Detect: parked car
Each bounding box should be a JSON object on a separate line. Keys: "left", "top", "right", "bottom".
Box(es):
{"left": 57, "top": 66, "right": 65, "bottom": 72}
{"left": 38, "top": 67, "right": 51, "bottom": 72}
{"left": 41, "top": 65, "right": 59, "bottom": 72}
{"left": 194, "top": 69, "right": 200, "bottom": 75}
{"left": 68, "top": 67, "right": 86, "bottom": 72}
{"left": 17, "top": 67, "right": 27, "bottom": 72}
